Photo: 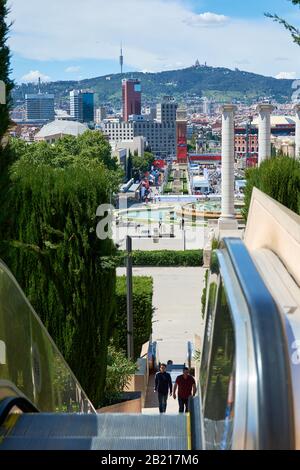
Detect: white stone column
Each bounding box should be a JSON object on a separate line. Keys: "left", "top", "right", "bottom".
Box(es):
{"left": 219, "top": 104, "right": 237, "bottom": 230}
{"left": 294, "top": 104, "right": 300, "bottom": 160}
{"left": 256, "top": 103, "right": 275, "bottom": 164}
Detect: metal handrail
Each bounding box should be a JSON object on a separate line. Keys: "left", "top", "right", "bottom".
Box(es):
{"left": 0, "top": 397, "right": 39, "bottom": 427}
{"left": 222, "top": 238, "right": 295, "bottom": 450}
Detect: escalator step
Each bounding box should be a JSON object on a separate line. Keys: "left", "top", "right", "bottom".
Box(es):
{"left": 0, "top": 436, "right": 188, "bottom": 450}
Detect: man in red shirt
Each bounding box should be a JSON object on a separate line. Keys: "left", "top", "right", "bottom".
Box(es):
{"left": 173, "top": 367, "right": 196, "bottom": 413}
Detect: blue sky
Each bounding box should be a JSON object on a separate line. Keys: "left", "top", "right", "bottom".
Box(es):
{"left": 8, "top": 0, "right": 300, "bottom": 83}
{"left": 192, "top": 0, "right": 294, "bottom": 18}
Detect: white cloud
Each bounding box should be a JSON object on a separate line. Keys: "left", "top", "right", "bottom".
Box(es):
{"left": 65, "top": 66, "right": 81, "bottom": 73}
{"left": 275, "top": 71, "right": 297, "bottom": 80}
{"left": 183, "top": 12, "right": 229, "bottom": 27}
{"left": 21, "top": 70, "right": 51, "bottom": 83}
{"left": 8, "top": 0, "right": 300, "bottom": 78}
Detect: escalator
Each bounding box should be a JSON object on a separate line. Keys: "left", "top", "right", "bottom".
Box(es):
{"left": 0, "top": 236, "right": 298, "bottom": 450}
{"left": 0, "top": 409, "right": 190, "bottom": 450}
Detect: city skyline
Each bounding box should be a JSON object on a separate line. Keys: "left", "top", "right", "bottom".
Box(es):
{"left": 8, "top": 0, "right": 300, "bottom": 83}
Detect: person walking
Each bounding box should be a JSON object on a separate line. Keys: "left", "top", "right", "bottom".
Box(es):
{"left": 154, "top": 363, "right": 173, "bottom": 413}
{"left": 173, "top": 367, "right": 196, "bottom": 413}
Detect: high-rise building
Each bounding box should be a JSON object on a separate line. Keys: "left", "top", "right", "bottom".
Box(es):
{"left": 176, "top": 107, "right": 188, "bottom": 163}
{"left": 122, "top": 79, "right": 141, "bottom": 122}
{"left": 25, "top": 94, "right": 55, "bottom": 122}
{"left": 156, "top": 97, "right": 177, "bottom": 123}
{"left": 70, "top": 90, "right": 95, "bottom": 123}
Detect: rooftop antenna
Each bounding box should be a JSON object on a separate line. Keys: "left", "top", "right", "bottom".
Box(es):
{"left": 120, "top": 42, "right": 124, "bottom": 75}
{"left": 38, "top": 76, "right": 41, "bottom": 94}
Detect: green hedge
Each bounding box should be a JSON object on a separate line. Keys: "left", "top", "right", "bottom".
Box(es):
{"left": 117, "top": 250, "right": 203, "bottom": 267}
{"left": 243, "top": 156, "right": 300, "bottom": 220}
{"left": 114, "top": 276, "right": 153, "bottom": 359}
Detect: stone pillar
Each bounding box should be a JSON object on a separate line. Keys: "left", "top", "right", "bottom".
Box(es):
{"left": 219, "top": 104, "right": 238, "bottom": 231}
{"left": 256, "top": 103, "right": 275, "bottom": 165}
{"left": 294, "top": 104, "right": 300, "bottom": 160}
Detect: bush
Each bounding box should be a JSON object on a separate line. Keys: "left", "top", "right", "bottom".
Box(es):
{"left": 115, "top": 276, "right": 154, "bottom": 359}
{"left": 102, "top": 344, "right": 137, "bottom": 407}
{"left": 243, "top": 156, "right": 300, "bottom": 220}
{"left": 117, "top": 250, "right": 203, "bottom": 267}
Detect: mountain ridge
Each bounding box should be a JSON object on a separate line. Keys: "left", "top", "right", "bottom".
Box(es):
{"left": 12, "top": 65, "right": 294, "bottom": 106}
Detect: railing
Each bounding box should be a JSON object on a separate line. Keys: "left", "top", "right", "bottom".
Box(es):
{"left": 0, "top": 260, "right": 95, "bottom": 414}
{"left": 200, "top": 238, "right": 295, "bottom": 450}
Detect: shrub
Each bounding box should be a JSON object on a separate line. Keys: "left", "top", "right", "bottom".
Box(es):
{"left": 117, "top": 250, "right": 203, "bottom": 267}
{"left": 102, "top": 344, "right": 137, "bottom": 407}
{"left": 115, "top": 276, "right": 154, "bottom": 359}
{"left": 243, "top": 156, "right": 300, "bottom": 220}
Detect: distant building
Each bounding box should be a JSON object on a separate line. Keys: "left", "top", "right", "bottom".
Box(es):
{"left": 143, "top": 106, "right": 156, "bottom": 120}
{"left": 95, "top": 106, "right": 107, "bottom": 124}
{"left": 25, "top": 94, "right": 55, "bottom": 123}
{"left": 34, "top": 120, "right": 88, "bottom": 143}
{"left": 70, "top": 90, "right": 94, "bottom": 123}
{"left": 202, "top": 97, "right": 212, "bottom": 116}
{"left": 122, "top": 79, "right": 141, "bottom": 122}
{"left": 176, "top": 107, "right": 188, "bottom": 163}
{"left": 156, "top": 97, "right": 177, "bottom": 123}
{"left": 102, "top": 99, "right": 177, "bottom": 158}
{"left": 235, "top": 116, "right": 296, "bottom": 165}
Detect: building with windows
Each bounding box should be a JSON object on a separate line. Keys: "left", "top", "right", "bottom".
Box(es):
{"left": 102, "top": 95, "right": 178, "bottom": 158}
{"left": 176, "top": 107, "right": 188, "bottom": 163}
{"left": 156, "top": 98, "right": 177, "bottom": 123}
{"left": 95, "top": 106, "right": 107, "bottom": 124}
{"left": 102, "top": 118, "right": 176, "bottom": 158}
{"left": 70, "top": 90, "right": 95, "bottom": 123}
{"left": 25, "top": 94, "right": 55, "bottom": 123}
{"left": 122, "top": 79, "right": 141, "bottom": 122}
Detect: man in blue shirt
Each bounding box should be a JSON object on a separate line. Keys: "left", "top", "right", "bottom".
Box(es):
{"left": 154, "top": 363, "right": 173, "bottom": 413}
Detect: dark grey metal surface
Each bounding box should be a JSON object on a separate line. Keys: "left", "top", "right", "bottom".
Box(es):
{"left": 0, "top": 413, "right": 189, "bottom": 450}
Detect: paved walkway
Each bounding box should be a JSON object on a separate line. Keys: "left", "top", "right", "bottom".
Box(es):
{"left": 117, "top": 267, "right": 206, "bottom": 414}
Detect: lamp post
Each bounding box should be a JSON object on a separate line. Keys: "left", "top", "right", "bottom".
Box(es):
{"left": 126, "top": 236, "right": 134, "bottom": 360}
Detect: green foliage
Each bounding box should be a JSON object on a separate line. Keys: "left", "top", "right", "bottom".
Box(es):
{"left": 243, "top": 156, "right": 300, "bottom": 220}
{"left": 266, "top": 1, "right": 300, "bottom": 46}
{"left": 115, "top": 276, "right": 153, "bottom": 359}
{"left": 102, "top": 344, "right": 137, "bottom": 407}
{"left": 0, "top": 134, "right": 121, "bottom": 407}
{"left": 117, "top": 250, "right": 203, "bottom": 267}
{"left": 132, "top": 151, "right": 155, "bottom": 175}
{"left": 201, "top": 269, "right": 209, "bottom": 319}
{"left": 0, "top": 0, "right": 14, "bottom": 141}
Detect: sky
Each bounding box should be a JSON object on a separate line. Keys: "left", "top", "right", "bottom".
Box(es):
{"left": 7, "top": 0, "right": 300, "bottom": 83}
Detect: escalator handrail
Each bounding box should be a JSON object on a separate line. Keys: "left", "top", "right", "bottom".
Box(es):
{"left": 0, "top": 397, "right": 39, "bottom": 427}
{"left": 223, "top": 238, "right": 295, "bottom": 450}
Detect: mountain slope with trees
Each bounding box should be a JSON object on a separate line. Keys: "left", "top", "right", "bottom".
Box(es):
{"left": 12, "top": 65, "right": 294, "bottom": 107}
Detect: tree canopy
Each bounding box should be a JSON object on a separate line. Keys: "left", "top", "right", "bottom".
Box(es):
{"left": 0, "top": 132, "right": 121, "bottom": 406}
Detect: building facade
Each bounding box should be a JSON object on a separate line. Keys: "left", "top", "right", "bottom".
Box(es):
{"left": 102, "top": 97, "right": 178, "bottom": 158}
{"left": 102, "top": 120, "right": 176, "bottom": 158}
{"left": 25, "top": 94, "right": 55, "bottom": 123}
{"left": 122, "top": 79, "right": 141, "bottom": 122}
{"left": 176, "top": 108, "right": 188, "bottom": 163}
{"left": 70, "top": 90, "right": 94, "bottom": 123}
